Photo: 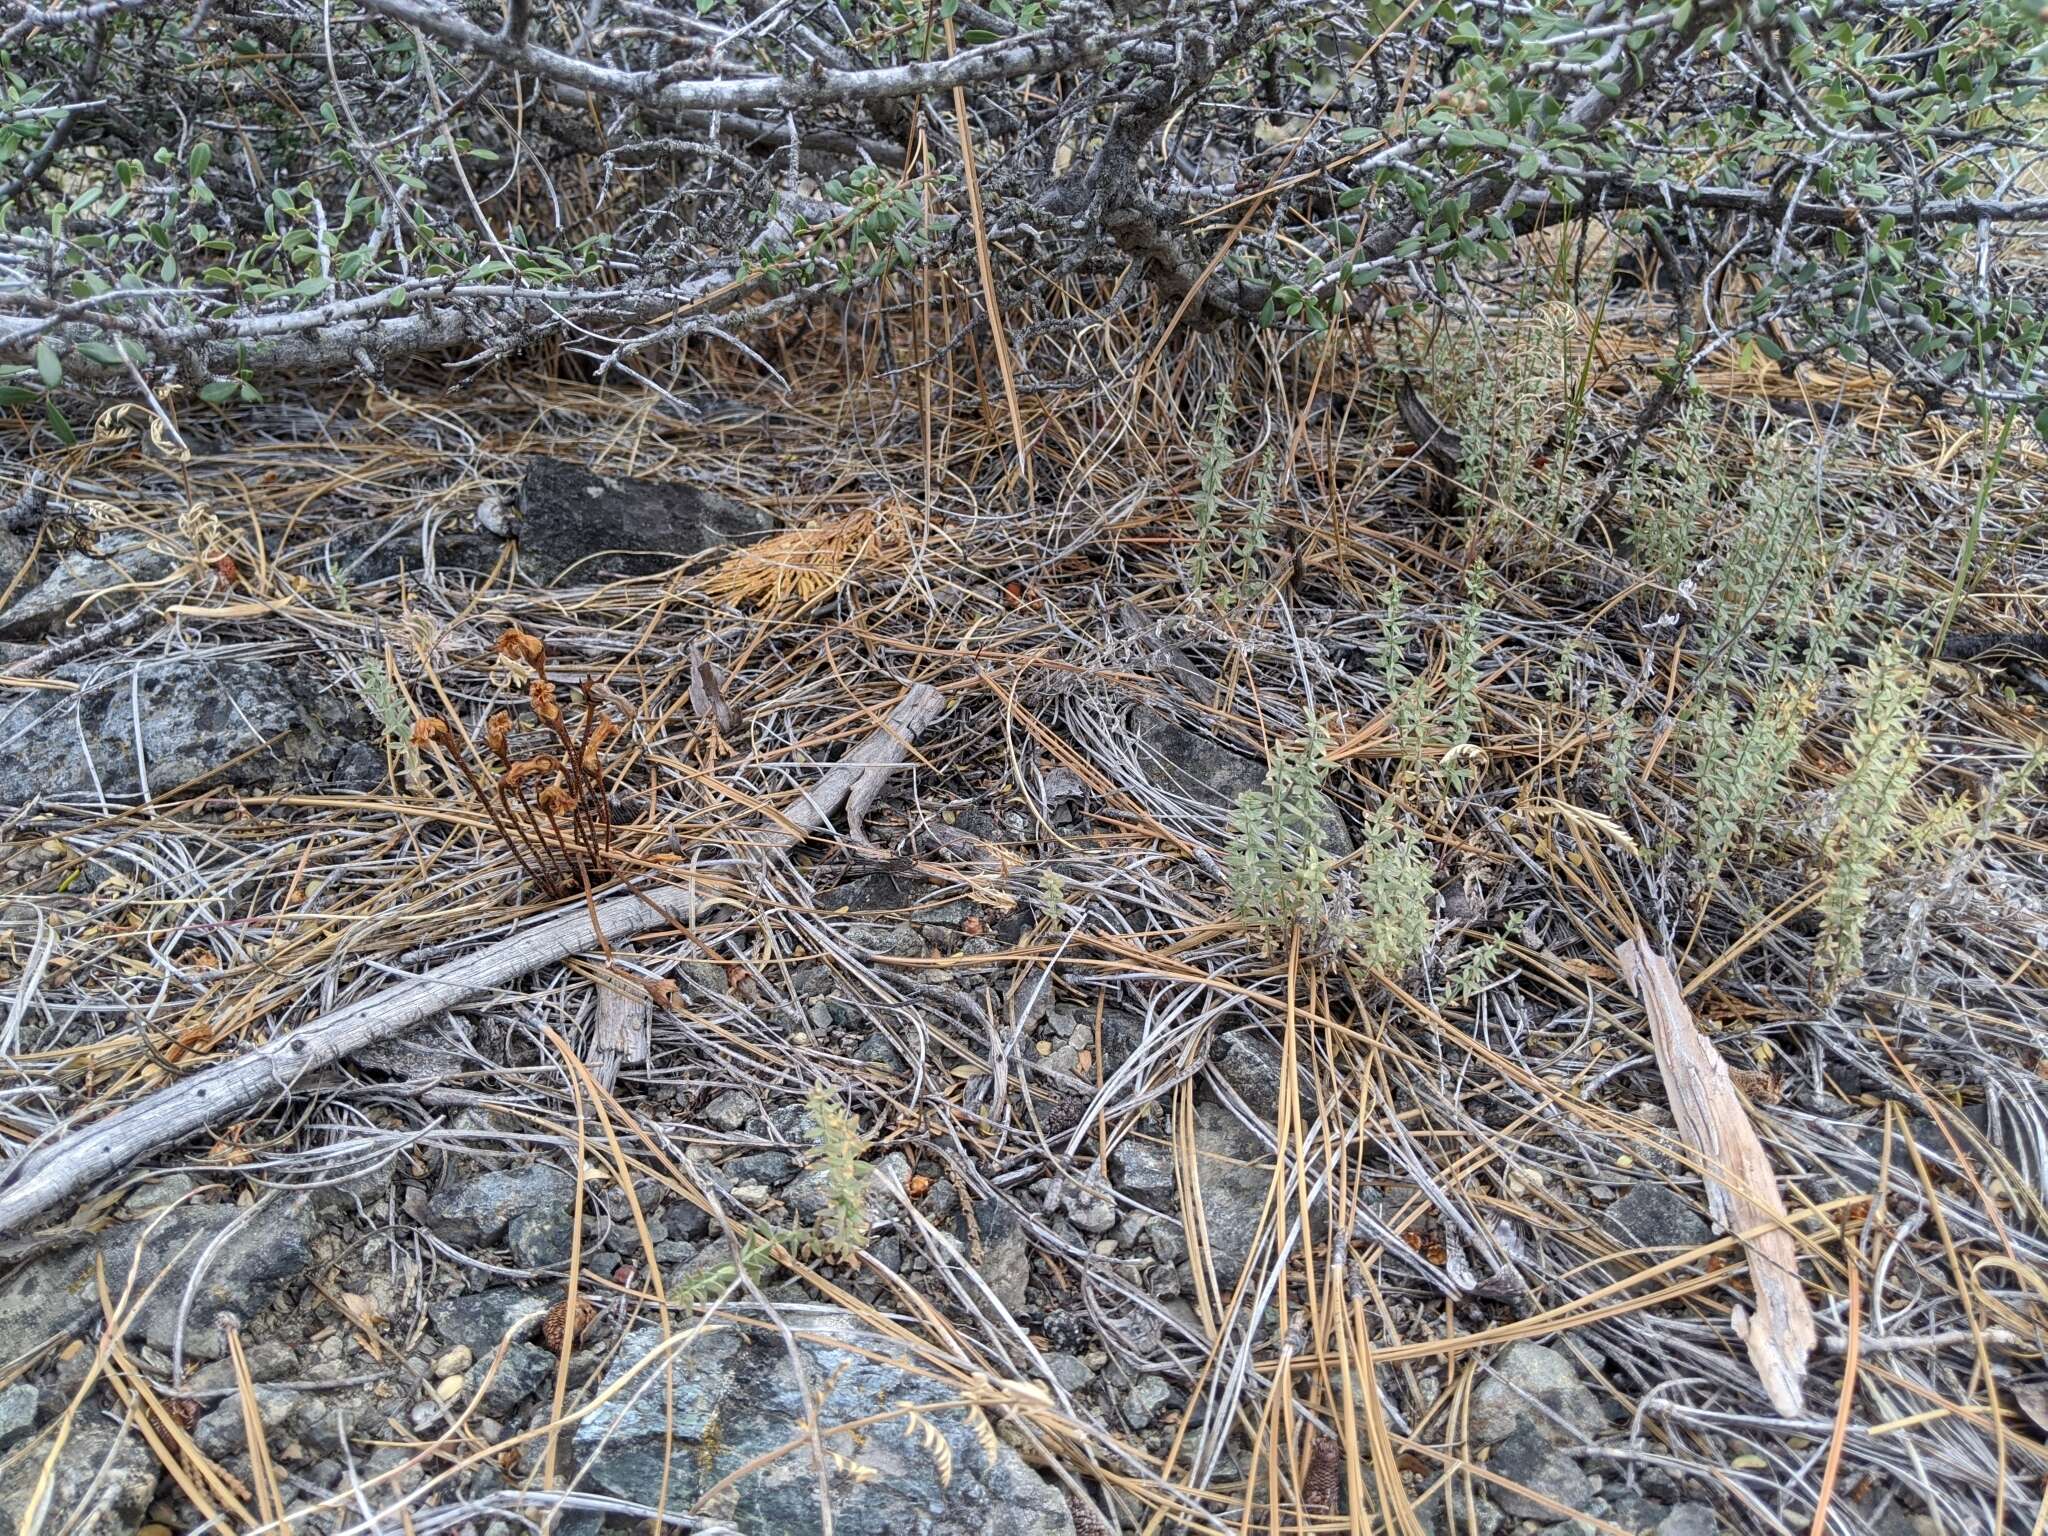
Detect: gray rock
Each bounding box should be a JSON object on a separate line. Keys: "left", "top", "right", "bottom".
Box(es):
{"left": 1468, "top": 1342, "right": 1605, "bottom": 1446}
{"left": 431, "top": 1288, "right": 553, "bottom": 1357}
{"left": 193, "top": 1386, "right": 297, "bottom": 1458}
{"left": 975, "top": 1199, "right": 1031, "bottom": 1315}
{"left": 724, "top": 1151, "right": 799, "bottom": 1186}
{"left": 0, "top": 529, "right": 32, "bottom": 596}
{"left": 0, "top": 1417, "right": 158, "bottom": 1536}
{"left": 0, "top": 1383, "right": 37, "bottom": 1452}
{"left": 0, "top": 1196, "right": 319, "bottom": 1363}
{"left": 1210, "top": 1032, "right": 1304, "bottom": 1121}
{"left": 1597, "top": 1490, "right": 1673, "bottom": 1534}
{"left": 701, "top": 1090, "right": 756, "bottom": 1132}
{"left": 573, "top": 1311, "right": 1073, "bottom": 1535}
{"left": 786, "top": 1153, "right": 908, "bottom": 1234}
{"left": 429, "top": 1165, "right": 576, "bottom": 1247}
{"left": 1122, "top": 1375, "right": 1176, "bottom": 1430}
{"left": 1109, "top": 1139, "right": 1176, "bottom": 1203}
{"left": 515, "top": 459, "right": 775, "bottom": 585}
{"left": 1098, "top": 1011, "right": 1148, "bottom": 1073}
{"left": 1190, "top": 1102, "right": 1274, "bottom": 1288}
{"left": 475, "top": 1340, "right": 557, "bottom": 1417}
{"left": 1419, "top": 1485, "right": 1505, "bottom": 1536}
{"left": 0, "top": 654, "right": 381, "bottom": 806}
{"left": 1489, "top": 1425, "right": 1593, "bottom": 1522}
{"left": 187, "top": 1339, "right": 297, "bottom": 1390}
{"left": 0, "top": 542, "right": 175, "bottom": 640}
{"left": 1655, "top": 1505, "right": 1719, "bottom": 1536}
{"left": 1127, "top": 706, "right": 1350, "bottom": 851}
{"left": 1062, "top": 1184, "right": 1119, "bottom": 1235}
{"left": 507, "top": 1207, "right": 577, "bottom": 1270}
{"left": 1043, "top": 1354, "right": 1094, "bottom": 1396}
{"left": 1604, "top": 1184, "right": 1711, "bottom": 1255}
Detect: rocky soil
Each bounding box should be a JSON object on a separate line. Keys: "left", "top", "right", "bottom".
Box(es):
{"left": 0, "top": 443, "right": 2018, "bottom": 1536}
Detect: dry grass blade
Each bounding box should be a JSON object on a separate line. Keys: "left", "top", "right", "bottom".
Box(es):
{"left": 1619, "top": 935, "right": 1817, "bottom": 1414}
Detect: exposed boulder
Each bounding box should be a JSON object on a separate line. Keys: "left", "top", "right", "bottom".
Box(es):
{"left": 0, "top": 542, "right": 174, "bottom": 641}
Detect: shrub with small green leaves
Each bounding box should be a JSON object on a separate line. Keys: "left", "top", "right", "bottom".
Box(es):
{"left": 1624, "top": 398, "right": 1716, "bottom": 587}
{"left": 1344, "top": 808, "right": 1436, "bottom": 975}
{"left": 1705, "top": 431, "right": 1821, "bottom": 658}
{"left": 1187, "top": 387, "right": 1235, "bottom": 609}
{"left": 1226, "top": 717, "right": 1434, "bottom": 972}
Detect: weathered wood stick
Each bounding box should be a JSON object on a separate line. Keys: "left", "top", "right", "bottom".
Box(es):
{"left": 1619, "top": 935, "right": 1814, "bottom": 1415}
{"left": 0, "top": 684, "right": 945, "bottom": 1234}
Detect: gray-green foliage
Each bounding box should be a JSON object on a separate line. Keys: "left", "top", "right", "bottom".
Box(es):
{"left": 1690, "top": 679, "right": 1815, "bottom": 883}
{"left": 802, "top": 1085, "right": 872, "bottom": 1262}
{"left": 1227, "top": 718, "right": 1342, "bottom": 942}
{"left": 1625, "top": 398, "right": 1717, "bottom": 587}
{"left": 1227, "top": 717, "right": 1433, "bottom": 971}
{"left": 1187, "top": 388, "right": 1234, "bottom": 607}
{"left": 1817, "top": 643, "right": 1927, "bottom": 984}
{"left": 1705, "top": 430, "right": 1823, "bottom": 656}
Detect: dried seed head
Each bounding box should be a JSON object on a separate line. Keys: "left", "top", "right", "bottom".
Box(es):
{"left": 410, "top": 716, "right": 452, "bottom": 750}
{"left": 581, "top": 716, "right": 621, "bottom": 774}
{"left": 499, "top": 756, "right": 556, "bottom": 794}
{"left": 484, "top": 710, "right": 514, "bottom": 760}
{"left": 495, "top": 628, "right": 545, "bottom": 669}
{"left": 530, "top": 678, "right": 562, "bottom": 726}
{"left": 536, "top": 783, "right": 576, "bottom": 817}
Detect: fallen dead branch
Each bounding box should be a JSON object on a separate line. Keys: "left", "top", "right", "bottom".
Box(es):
{"left": 0, "top": 684, "right": 945, "bottom": 1234}
{"left": 1619, "top": 935, "right": 1817, "bottom": 1415}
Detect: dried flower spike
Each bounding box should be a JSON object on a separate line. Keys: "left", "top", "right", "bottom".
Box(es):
{"left": 530, "top": 678, "right": 563, "bottom": 726}
{"left": 410, "top": 716, "right": 452, "bottom": 750}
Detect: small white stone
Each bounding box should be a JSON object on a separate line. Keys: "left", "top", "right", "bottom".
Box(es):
{"left": 432, "top": 1345, "right": 473, "bottom": 1377}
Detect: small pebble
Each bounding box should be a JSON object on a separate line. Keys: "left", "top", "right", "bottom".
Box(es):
{"left": 433, "top": 1345, "right": 473, "bottom": 1377}
{"left": 436, "top": 1374, "right": 467, "bottom": 1402}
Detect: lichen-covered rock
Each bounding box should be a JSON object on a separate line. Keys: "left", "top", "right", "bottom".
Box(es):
{"left": 573, "top": 1309, "right": 1074, "bottom": 1535}
{"left": 0, "top": 1418, "right": 157, "bottom": 1536}
{"left": 0, "top": 541, "right": 174, "bottom": 640}
{"left": 0, "top": 1195, "right": 321, "bottom": 1363}
{"left": 428, "top": 1164, "right": 577, "bottom": 1248}
{"left": 0, "top": 654, "right": 380, "bottom": 805}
